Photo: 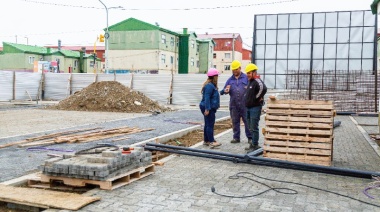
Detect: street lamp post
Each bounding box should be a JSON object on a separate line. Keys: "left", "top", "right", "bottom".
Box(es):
{"left": 98, "top": 0, "right": 110, "bottom": 77}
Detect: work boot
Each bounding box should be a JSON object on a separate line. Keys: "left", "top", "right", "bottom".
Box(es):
{"left": 245, "top": 143, "right": 253, "bottom": 150}
{"left": 230, "top": 139, "right": 240, "bottom": 143}
{"left": 248, "top": 138, "right": 252, "bottom": 144}
{"left": 246, "top": 145, "right": 261, "bottom": 153}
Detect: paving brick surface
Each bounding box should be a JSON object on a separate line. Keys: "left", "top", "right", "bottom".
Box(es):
{"left": 43, "top": 115, "right": 380, "bottom": 212}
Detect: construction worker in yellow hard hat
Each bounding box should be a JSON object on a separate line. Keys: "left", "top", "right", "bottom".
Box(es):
{"left": 219, "top": 59, "right": 252, "bottom": 144}
{"left": 244, "top": 63, "right": 267, "bottom": 153}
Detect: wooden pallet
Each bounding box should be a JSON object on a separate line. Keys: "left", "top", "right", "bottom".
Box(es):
{"left": 28, "top": 165, "right": 154, "bottom": 190}
{"left": 263, "top": 96, "right": 334, "bottom": 166}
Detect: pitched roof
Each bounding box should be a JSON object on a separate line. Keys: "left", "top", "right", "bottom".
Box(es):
{"left": 371, "top": 0, "right": 380, "bottom": 14}
{"left": 47, "top": 46, "right": 105, "bottom": 51}
{"left": 197, "top": 33, "right": 241, "bottom": 39}
{"left": 4, "top": 42, "right": 59, "bottom": 54}
{"left": 108, "top": 18, "right": 179, "bottom": 36}
{"left": 3, "top": 42, "right": 90, "bottom": 58}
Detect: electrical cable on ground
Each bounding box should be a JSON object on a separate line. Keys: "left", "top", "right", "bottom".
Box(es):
{"left": 211, "top": 172, "right": 380, "bottom": 208}
{"left": 363, "top": 176, "right": 380, "bottom": 199}
{"left": 75, "top": 143, "right": 119, "bottom": 155}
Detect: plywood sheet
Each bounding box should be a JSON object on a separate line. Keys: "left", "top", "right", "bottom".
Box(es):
{"left": 0, "top": 184, "right": 100, "bottom": 210}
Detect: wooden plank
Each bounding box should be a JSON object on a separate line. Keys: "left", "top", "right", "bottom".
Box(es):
{"left": 39, "top": 165, "right": 155, "bottom": 190}
{"left": 265, "top": 134, "right": 333, "bottom": 143}
{"left": 265, "top": 121, "right": 333, "bottom": 129}
{"left": 264, "top": 140, "right": 332, "bottom": 150}
{"left": 266, "top": 109, "right": 334, "bottom": 116}
{"left": 0, "top": 184, "right": 100, "bottom": 210}
{"left": 264, "top": 146, "right": 332, "bottom": 156}
{"left": 263, "top": 152, "right": 331, "bottom": 166}
{"left": 264, "top": 127, "right": 332, "bottom": 136}
{"left": 267, "top": 104, "right": 334, "bottom": 110}
{"left": 264, "top": 152, "right": 331, "bottom": 163}
{"left": 265, "top": 115, "right": 333, "bottom": 123}
{"left": 267, "top": 99, "right": 333, "bottom": 105}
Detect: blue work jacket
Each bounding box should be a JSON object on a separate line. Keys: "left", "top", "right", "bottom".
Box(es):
{"left": 200, "top": 83, "right": 220, "bottom": 111}
{"left": 220, "top": 73, "right": 249, "bottom": 109}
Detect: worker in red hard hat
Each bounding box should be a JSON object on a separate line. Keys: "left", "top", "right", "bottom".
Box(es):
{"left": 244, "top": 63, "right": 267, "bottom": 152}
{"left": 199, "top": 68, "right": 222, "bottom": 148}
{"left": 220, "top": 60, "right": 252, "bottom": 145}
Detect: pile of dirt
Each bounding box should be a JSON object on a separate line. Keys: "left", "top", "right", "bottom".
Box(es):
{"left": 49, "top": 81, "right": 172, "bottom": 113}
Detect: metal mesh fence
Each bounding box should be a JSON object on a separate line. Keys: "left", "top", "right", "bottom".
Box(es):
{"left": 282, "top": 70, "right": 378, "bottom": 112}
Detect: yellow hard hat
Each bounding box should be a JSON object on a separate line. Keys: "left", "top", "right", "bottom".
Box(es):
{"left": 245, "top": 63, "right": 258, "bottom": 73}
{"left": 231, "top": 60, "right": 241, "bottom": 70}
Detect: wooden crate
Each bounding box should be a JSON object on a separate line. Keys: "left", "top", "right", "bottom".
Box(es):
{"left": 263, "top": 96, "right": 334, "bottom": 166}
{"left": 28, "top": 165, "right": 155, "bottom": 190}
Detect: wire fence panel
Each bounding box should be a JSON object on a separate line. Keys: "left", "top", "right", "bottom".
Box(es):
{"left": 0, "top": 71, "right": 14, "bottom": 101}
{"left": 283, "top": 70, "right": 378, "bottom": 112}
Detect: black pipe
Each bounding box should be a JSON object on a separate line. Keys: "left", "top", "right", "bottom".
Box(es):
{"left": 246, "top": 148, "right": 263, "bottom": 157}
{"left": 145, "top": 146, "right": 372, "bottom": 178}
{"left": 146, "top": 142, "right": 247, "bottom": 159}
{"left": 145, "top": 143, "right": 380, "bottom": 179}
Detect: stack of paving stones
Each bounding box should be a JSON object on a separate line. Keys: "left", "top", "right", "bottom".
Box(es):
{"left": 39, "top": 148, "right": 152, "bottom": 181}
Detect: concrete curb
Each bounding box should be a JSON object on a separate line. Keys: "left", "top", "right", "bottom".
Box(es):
{"left": 132, "top": 116, "right": 231, "bottom": 147}
{"left": 349, "top": 116, "right": 380, "bottom": 158}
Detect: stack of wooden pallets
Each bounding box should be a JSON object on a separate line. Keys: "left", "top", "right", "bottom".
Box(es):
{"left": 263, "top": 96, "right": 335, "bottom": 166}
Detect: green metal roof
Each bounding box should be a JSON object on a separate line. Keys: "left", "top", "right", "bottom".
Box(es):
{"left": 60, "top": 49, "right": 80, "bottom": 58}
{"left": 2, "top": 42, "right": 87, "bottom": 58}
{"left": 108, "top": 18, "right": 179, "bottom": 36}
{"left": 371, "top": 0, "right": 380, "bottom": 14}
{"left": 3, "top": 42, "right": 59, "bottom": 54}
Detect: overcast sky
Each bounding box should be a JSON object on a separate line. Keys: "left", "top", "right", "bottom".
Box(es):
{"left": 0, "top": 0, "right": 375, "bottom": 49}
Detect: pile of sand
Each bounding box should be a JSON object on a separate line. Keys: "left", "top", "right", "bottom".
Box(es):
{"left": 49, "top": 81, "right": 172, "bottom": 113}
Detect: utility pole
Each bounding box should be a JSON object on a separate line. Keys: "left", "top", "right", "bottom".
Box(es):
{"left": 232, "top": 33, "right": 235, "bottom": 61}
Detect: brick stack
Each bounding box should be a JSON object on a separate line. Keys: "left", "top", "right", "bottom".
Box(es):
{"left": 39, "top": 149, "right": 152, "bottom": 181}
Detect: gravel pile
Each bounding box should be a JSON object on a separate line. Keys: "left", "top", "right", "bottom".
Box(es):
{"left": 49, "top": 81, "right": 172, "bottom": 113}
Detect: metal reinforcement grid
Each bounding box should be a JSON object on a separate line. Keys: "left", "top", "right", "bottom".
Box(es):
{"left": 283, "top": 70, "right": 378, "bottom": 113}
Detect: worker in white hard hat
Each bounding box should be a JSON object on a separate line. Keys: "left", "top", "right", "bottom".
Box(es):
{"left": 244, "top": 63, "right": 267, "bottom": 152}
{"left": 220, "top": 60, "right": 252, "bottom": 145}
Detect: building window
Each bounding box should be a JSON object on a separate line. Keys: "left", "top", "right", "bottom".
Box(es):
{"left": 197, "top": 60, "right": 200, "bottom": 68}
{"left": 213, "top": 53, "right": 216, "bottom": 59}
{"left": 210, "top": 47, "right": 213, "bottom": 53}
{"left": 161, "top": 54, "right": 166, "bottom": 64}
{"left": 224, "top": 65, "right": 230, "bottom": 70}
{"left": 74, "top": 60, "right": 78, "bottom": 67}
{"left": 197, "top": 44, "right": 199, "bottom": 53}
{"left": 170, "top": 37, "right": 174, "bottom": 46}
{"left": 170, "top": 56, "right": 174, "bottom": 64}
{"left": 225, "top": 53, "right": 231, "bottom": 58}
{"left": 161, "top": 34, "right": 166, "bottom": 44}
{"left": 213, "top": 65, "right": 217, "bottom": 68}
{"left": 191, "top": 40, "right": 195, "bottom": 48}
{"left": 225, "top": 41, "right": 231, "bottom": 47}
{"left": 191, "top": 57, "right": 194, "bottom": 66}
{"left": 28, "top": 56, "right": 35, "bottom": 64}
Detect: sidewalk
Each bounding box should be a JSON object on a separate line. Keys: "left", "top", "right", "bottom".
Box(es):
{"left": 52, "top": 115, "right": 380, "bottom": 212}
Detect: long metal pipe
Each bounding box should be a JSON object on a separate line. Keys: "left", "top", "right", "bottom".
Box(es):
{"left": 145, "top": 143, "right": 380, "bottom": 179}
{"left": 145, "top": 146, "right": 368, "bottom": 178}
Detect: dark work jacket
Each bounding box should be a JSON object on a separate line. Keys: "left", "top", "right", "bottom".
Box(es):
{"left": 220, "top": 73, "right": 248, "bottom": 109}
{"left": 200, "top": 83, "right": 220, "bottom": 111}
{"left": 245, "top": 78, "right": 267, "bottom": 108}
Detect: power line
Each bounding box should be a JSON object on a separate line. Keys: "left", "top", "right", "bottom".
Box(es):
{"left": 20, "top": 0, "right": 300, "bottom": 11}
